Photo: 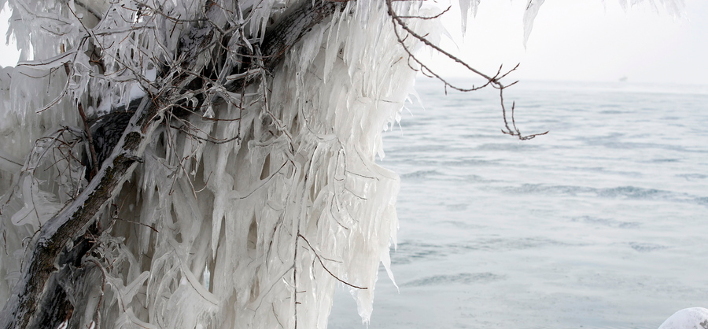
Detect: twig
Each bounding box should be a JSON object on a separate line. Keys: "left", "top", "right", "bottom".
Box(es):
{"left": 297, "top": 234, "right": 367, "bottom": 290}
{"left": 385, "top": 0, "right": 548, "bottom": 140}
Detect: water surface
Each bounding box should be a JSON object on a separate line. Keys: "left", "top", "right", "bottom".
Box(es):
{"left": 330, "top": 79, "right": 708, "bottom": 329}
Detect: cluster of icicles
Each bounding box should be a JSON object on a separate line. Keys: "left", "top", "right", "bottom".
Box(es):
{"left": 0, "top": 0, "right": 445, "bottom": 328}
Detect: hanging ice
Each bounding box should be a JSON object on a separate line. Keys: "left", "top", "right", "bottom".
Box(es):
{"left": 523, "top": 0, "right": 546, "bottom": 47}
{"left": 0, "top": 0, "right": 440, "bottom": 328}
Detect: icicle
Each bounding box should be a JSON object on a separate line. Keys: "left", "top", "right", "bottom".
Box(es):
{"left": 459, "top": 0, "right": 481, "bottom": 34}
{"left": 523, "top": 0, "right": 546, "bottom": 47}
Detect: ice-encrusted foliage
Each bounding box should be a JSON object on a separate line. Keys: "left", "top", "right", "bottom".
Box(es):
{"left": 0, "top": 0, "right": 439, "bottom": 328}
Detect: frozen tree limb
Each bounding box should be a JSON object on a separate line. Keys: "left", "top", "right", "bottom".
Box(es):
{"left": 0, "top": 1, "right": 349, "bottom": 327}
{"left": 0, "top": 96, "right": 154, "bottom": 329}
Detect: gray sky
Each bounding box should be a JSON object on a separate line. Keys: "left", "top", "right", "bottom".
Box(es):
{"left": 428, "top": 0, "right": 708, "bottom": 85}
{"left": 0, "top": 1, "right": 705, "bottom": 85}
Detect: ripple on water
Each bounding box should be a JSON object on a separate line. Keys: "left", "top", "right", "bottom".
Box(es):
{"left": 628, "top": 242, "right": 668, "bottom": 253}
{"left": 445, "top": 204, "right": 468, "bottom": 211}
{"left": 404, "top": 272, "right": 506, "bottom": 287}
{"left": 392, "top": 237, "right": 573, "bottom": 265}
{"left": 400, "top": 169, "right": 441, "bottom": 180}
{"left": 571, "top": 216, "right": 641, "bottom": 229}
{"left": 695, "top": 197, "right": 708, "bottom": 206}
{"left": 503, "top": 184, "right": 706, "bottom": 206}
{"left": 676, "top": 173, "right": 707, "bottom": 181}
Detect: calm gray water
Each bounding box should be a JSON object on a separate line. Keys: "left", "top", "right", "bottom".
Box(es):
{"left": 329, "top": 79, "right": 708, "bottom": 329}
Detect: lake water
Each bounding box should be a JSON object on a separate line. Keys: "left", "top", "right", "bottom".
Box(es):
{"left": 329, "top": 79, "right": 708, "bottom": 329}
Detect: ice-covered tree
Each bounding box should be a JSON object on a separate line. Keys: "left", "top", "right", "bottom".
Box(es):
{"left": 0, "top": 0, "right": 681, "bottom": 328}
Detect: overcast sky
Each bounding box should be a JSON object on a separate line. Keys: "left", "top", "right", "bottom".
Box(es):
{"left": 428, "top": 0, "right": 708, "bottom": 85}
{"left": 0, "top": 0, "right": 705, "bottom": 85}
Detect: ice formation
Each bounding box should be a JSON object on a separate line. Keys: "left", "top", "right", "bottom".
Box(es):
{"left": 0, "top": 0, "right": 438, "bottom": 328}
{"left": 658, "top": 308, "right": 708, "bottom": 329}
{"left": 523, "top": 0, "right": 545, "bottom": 47}
{"left": 0, "top": 0, "right": 685, "bottom": 328}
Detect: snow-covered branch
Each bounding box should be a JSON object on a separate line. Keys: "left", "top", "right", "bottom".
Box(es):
{"left": 0, "top": 1, "right": 352, "bottom": 327}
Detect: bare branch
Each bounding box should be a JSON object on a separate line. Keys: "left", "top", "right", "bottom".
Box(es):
{"left": 385, "top": 0, "right": 548, "bottom": 140}
{"left": 298, "top": 234, "right": 367, "bottom": 290}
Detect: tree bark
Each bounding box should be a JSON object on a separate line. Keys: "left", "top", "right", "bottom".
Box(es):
{"left": 261, "top": 1, "right": 339, "bottom": 71}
